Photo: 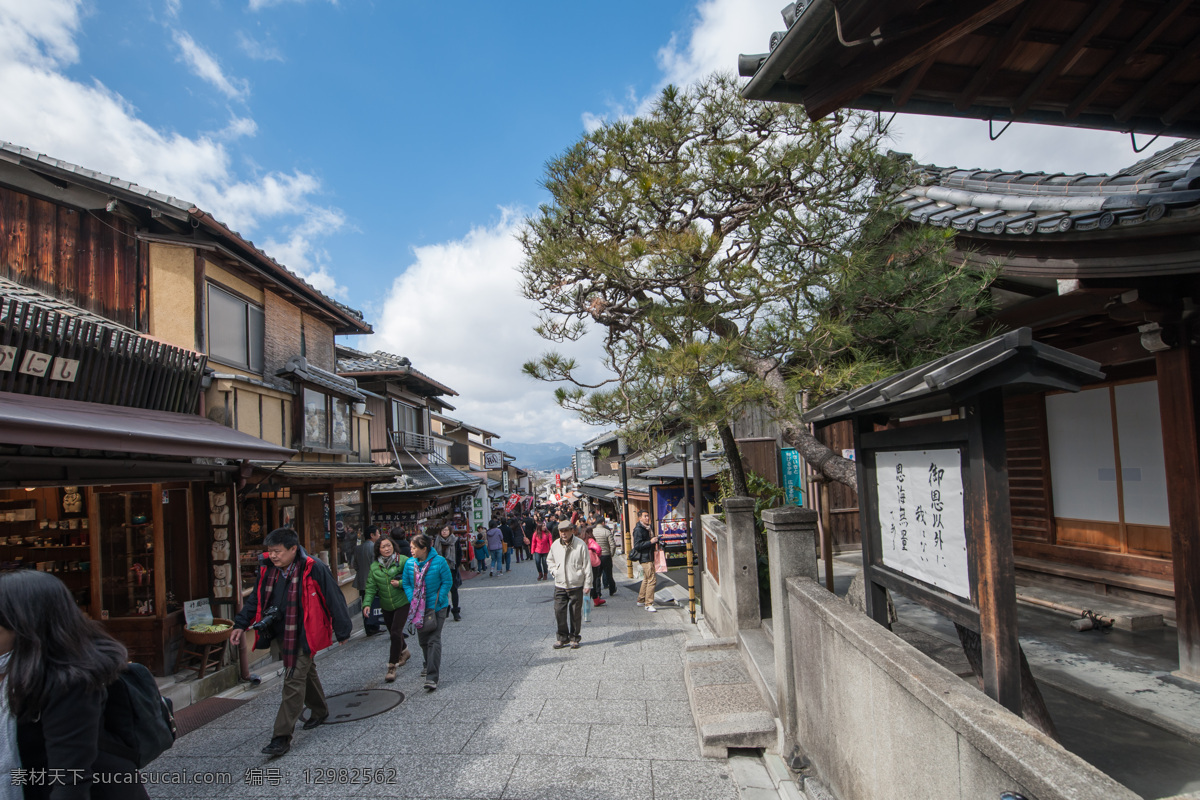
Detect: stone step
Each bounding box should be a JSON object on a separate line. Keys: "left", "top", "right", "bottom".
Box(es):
{"left": 684, "top": 640, "right": 779, "bottom": 758}
{"left": 740, "top": 627, "right": 778, "bottom": 717}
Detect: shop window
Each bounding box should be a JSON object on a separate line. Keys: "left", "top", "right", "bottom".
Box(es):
{"left": 0, "top": 489, "right": 91, "bottom": 615}
{"left": 208, "top": 284, "right": 264, "bottom": 373}
{"left": 335, "top": 490, "right": 363, "bottom": 568}
{"left": 302, "top": 388, "right": 353, "bottom": 451}
{"left": 98, "top": 491, "right": 156, "bottom": 618}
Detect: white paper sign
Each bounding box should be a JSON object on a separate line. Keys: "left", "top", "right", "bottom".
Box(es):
{"left": 875, "top": 448, "right": 970, "bottom": 599}
{"left": 184, "top": 598, "right": 214, "bottom": 628}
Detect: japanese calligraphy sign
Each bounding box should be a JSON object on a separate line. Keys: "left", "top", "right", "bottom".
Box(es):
{"left": 780, "top": 448, "right": 804, "bottom": 506}
{"left": 874, "top": 448, "right": 970, "bottom": 599}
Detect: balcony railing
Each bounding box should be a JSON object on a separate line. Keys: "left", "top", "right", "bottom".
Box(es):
{"left": 391, "top": 430, "right": 434, "bottom": 453}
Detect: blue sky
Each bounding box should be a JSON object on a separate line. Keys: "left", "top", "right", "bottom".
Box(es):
{"left": 0, "top": 0, "right": 1178, "bottom": 445}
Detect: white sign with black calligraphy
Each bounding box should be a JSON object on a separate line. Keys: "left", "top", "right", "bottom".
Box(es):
{"left": 874, "top": 448, "right": 971, "bottom": 599}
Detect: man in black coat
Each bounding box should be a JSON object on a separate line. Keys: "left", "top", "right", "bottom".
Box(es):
{"left": 630, "top": 510, "right": 660, "bottom": 612}
{"left": 499, "top": 517, "right": 515, "bottom": 571}
{"left": 232, "top": 528, "right": 352, "bottom": 757}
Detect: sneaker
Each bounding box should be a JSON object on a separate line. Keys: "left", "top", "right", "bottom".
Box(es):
{"left": 261, "top": 736, "right": 291, "bottom": 756}
{"left": 637, "top": 602, "right": 646, "bottom": 607}
{"left": 424, "top": 680, "right": 437, "bottom": 692}
{"left": 421, "top": 667, "right": 428, "bottom": 676}
{"left": 570, "top": 641, "right": 580, "bottom": 649}
{"left": 593, "top": 599, "right": 606, "bottom": 606}
{"left": 646, "top": 605, "right": 657, "bottom": 613}
{"left": 552, "top": 641, "right": 568, "bottom": 649}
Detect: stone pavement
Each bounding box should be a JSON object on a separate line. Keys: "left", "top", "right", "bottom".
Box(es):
{"left": 146, "top": 556, "right": 745, "bottom": 800}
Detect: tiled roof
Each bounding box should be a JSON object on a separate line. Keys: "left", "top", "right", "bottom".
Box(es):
{"left": 0, "top": 276, "right": 138, "bottom": 334}
{"left": 335, "top": 344, "right": 457, "bottom": 396}
{"left": 898, "top": 139, "right": 1200, "bottom": 236}
{"left": 579, "top": 474, "right": 655, "bottom": 495}
{"left": 581, "top": 430, "right": 620, "bottom": 450}
{"left": 371, "top": 463, "right": 480, "bottom": 493}
{"left": 277, "top": 356, "right": 365, "bottom": 401}
{"left": 0, "top": 141, "right": 369, "bottom": 334}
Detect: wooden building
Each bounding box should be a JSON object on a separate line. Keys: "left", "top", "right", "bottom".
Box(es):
{"left": 739, "top": 0, "right": 1200, "bottom": 681}
{"left": 0, "top": 140, "right": 397, "bottom": 673}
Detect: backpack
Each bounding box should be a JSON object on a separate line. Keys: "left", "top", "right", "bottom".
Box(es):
{"left": 100, "top": 662, "right": 177, "bottom": 768}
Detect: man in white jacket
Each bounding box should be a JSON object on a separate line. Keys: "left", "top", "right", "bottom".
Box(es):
{"left": 546, "top": 521, "right": 593, "bottom": 649}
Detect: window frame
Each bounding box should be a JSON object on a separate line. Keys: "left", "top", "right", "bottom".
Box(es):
{"left": 206, "top": 282, "right": 264, "bottom": 373}
{"left": 297, "top": 384, "right": 355, "bottom": 454}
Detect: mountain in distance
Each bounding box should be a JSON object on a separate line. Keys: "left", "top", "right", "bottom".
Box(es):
{"left": 502, "top": 442, "right": 576, "bottom": 472}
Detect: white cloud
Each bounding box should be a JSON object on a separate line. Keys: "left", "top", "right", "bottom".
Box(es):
{"left": 0, "top": 0, "right": 348, "bottom": 295}
{"left": 371, "top": 213, "right": 603, "bottom": 446}
{"left": 657, "top": 0, "right": 782, "bottom": 89}
{"left": 247, "top": 0, "right": 336, "bottom": 11}
{"left": 164, "top": 0, "right": 181, "bottom": 19}
{"left": 173, "top": 30, "right": 249, "bottom": 100}
{"left": 236, "top": 30, "right": 284, "bottom": 62}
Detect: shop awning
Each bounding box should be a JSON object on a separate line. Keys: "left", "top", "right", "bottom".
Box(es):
{"left": 0, "top": 390, "right": 295, "bottom": 461}
{"left": 639, "top": 460, "right": 725, "bottom": 480}
{"left": 250, "top": 461, "right": 402, "bottom": 485}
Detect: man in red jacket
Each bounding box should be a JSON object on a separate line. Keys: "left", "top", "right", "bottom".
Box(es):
{"left": 232, "top": 528, "right": 352, "bottom": 756}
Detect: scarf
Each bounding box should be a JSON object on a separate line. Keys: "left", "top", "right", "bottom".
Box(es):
{"left": 406, "top": 557, "right": 432, "bottom": 629}
{"left": 378, "top": 554, "right": 399, "bottom": 570}
{"left": 262, "top": 559, "right": 301, "bottom": 671}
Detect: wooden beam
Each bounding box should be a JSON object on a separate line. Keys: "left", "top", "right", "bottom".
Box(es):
{"left": 801, "top": 0, "right": 1027, "bottom": 121}
{"left": 1011, "top": 0, "right": 1125, "bottom": 117}
{"left": 1162, "top": 79, "right": 1200, "bottom": 126}
{"left": 1066, "top": 0, "right": 1189, "bottom": 119}
{"left": 1067, "top": 331, "right": 1151, "bottom": 367}
{"left": 956, "top": 0, "right": 1043, "bottom": 111}
{"left": 1116, "top": 29, "right": 1200, "bottom": 122}
{"left": 893, "top": 58, "right": 935, "bottom": 108}
{"left": 1154, "top": 344, "right": 1200, "bottom": 681}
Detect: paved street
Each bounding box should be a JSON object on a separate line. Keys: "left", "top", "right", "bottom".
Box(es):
{"left": 148, "top": 557, "right": 740, "bottom": 800}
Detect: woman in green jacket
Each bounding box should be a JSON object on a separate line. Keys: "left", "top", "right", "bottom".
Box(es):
{"left": 362, "top": 536, "right": 411, "bottom": 682}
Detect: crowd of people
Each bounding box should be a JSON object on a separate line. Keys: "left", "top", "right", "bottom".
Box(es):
{"left": 0, "top": 504, "right": 663, "bottom": 786}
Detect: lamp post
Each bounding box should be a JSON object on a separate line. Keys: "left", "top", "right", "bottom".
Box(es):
{"left": 619, "top": 436, "right": 633, "bottom": 579}
{"left": 680, "top": 446, "right": 696, "bottom": 624}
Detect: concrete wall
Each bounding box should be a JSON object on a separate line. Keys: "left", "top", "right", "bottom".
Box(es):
{"left": 700, "top": 500, "right": 761, "bottom": 640}
{"left": 785, "top": 576, "right": 1137, "bottom": 800}
{"left": 701, "top": 514, "right": 735, "bottom": 638}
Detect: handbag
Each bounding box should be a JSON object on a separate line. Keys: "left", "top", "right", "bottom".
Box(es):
{"left": 654, "top": 549, "right": 668, "bottom": 573}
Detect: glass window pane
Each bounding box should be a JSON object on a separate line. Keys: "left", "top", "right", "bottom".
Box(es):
{"left": 331, "top": 397, "right": 351, "bottom": 450}
{"left": 98, "top": 491, "right": 155, "bottom": 619}
{"left": 1046, "top": 388, "right": 1120, "bottom": 522}
{"left": 208, "top": 285, "right": 248, "bottom": 367}
{"left": 248, "top": 305, "right": 264, "bottom": 373}
{"left": 304, "top": 388, "right": 329, "bottom": 447}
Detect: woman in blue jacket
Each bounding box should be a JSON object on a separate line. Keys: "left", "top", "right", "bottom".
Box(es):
{"left": 402, "top": 533, "right": 453, "bottom": 692}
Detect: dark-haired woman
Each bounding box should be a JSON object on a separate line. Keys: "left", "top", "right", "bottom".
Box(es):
{"left": 363, "top": 536, "right": 410, "bottom": 683}
{"left": 0, "top": 570, "right": 148, "bottom": 799}
{"left": 530, "top": 521, "right": 553, "bottom": 581}
{"left": 402, "top": 534, "right": 452, "bottom": 692}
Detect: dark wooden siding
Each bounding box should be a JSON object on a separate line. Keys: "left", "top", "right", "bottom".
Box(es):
{"left": 814, "top": 420, "right": 861, "bottom": 549}
{"left": 0, "top": 185, "right": 141, "bottom": 330}
{"left": 1004, "top": 394, "right": 1055, "bottom": 543}
{"left": 366, "top": 395, "right": 390, "bottom": 465}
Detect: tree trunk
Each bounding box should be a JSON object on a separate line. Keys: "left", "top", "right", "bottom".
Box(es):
{"left": 719, "top": 424, "right": 750, "bottom": 497}
{"left": 955, "top": 623, "right": 1059, "bottom": 740}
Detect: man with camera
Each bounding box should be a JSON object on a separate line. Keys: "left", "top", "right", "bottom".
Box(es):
{"left": 231, "top": 528, "right": 352, "bottom": 757}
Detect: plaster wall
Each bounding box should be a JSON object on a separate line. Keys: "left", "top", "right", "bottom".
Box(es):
{"left": 205, "top": 261, "right": 263, "bottom": 304}
{"left": 147, "top": 243, "right": 195, "bottom": 350}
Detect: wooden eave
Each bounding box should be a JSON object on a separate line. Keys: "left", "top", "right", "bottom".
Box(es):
{"left": 742, "top": 0, "right": 1200, "bottom": 138}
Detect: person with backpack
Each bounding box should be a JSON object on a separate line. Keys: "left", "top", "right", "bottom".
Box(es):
{"left": 0, "top": 570, "right": 151, "bottom": 799}
{"left": 231, "top": 527, "right": 352, "bottom": 757}
{"left": 473, "top": 525, "right": 489, "bottom": 573}
{"left": 362, "top": 536, "right": 411, "bottom": 683}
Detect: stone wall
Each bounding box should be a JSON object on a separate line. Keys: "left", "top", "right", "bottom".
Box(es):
{"left": 785, "top": 576, "right": 1137, "bottom": 800}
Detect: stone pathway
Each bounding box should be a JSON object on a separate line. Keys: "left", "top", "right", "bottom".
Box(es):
{"left": 146, "top": 556, "right": 743, "bottom": 799}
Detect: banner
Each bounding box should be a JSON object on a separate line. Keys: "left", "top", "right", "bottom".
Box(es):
{"left": 504, "top": 493, "right": 520, "bottom": 513}
{"left": 781, "top": 448, "right": 804, "bottom": 506}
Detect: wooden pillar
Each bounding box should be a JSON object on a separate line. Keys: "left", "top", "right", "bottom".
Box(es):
{"left": 1155, "top": 345, "right": 1200, "bottom": 681}
{"left": 966, "top": 390, "right": 1021, "bottom": 713}
{"left": 151, "top": 484, "right": 166, "bottom": 618}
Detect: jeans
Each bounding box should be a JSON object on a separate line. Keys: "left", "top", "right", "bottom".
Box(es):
{"left": 476, "top": 553, "right": 488, "bottom": 572}
{"left": 553, "top": 586, "right": 584, "bottom": 643}
{"left": 417, "top": 607, "right": 449, "bottom": 683}
{"left": 503, "top": 548, "right": 512, "bottom": 571}
{"left": 490, "top": 550, "right": 503, "bottom": 572}
{"left": 380, "top": 605, "right": 410, "bottom": 663}
{"left": 533, "top": 552, "right": 548, "bottom": 578}
{"left": 599, "top": 555, "right": 616, "bottom": 594}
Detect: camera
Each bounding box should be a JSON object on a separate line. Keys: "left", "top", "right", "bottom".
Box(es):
{"left": 250, "top": 605, "right": 283, "bottom": 632}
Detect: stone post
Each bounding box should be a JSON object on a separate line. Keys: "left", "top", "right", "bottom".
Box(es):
{"left": 762, "top": 505, "right": 819, "bottom": 754}
{"left": 723, "top": 496, "right": 761, "bottom": 632}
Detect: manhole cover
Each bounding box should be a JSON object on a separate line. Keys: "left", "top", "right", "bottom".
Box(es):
{"left": 304, "top": 689, "right": 403, "bottom": 724}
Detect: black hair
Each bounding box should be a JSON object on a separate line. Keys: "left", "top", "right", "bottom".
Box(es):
{"left": 263, "top": 527, "right": 300, "bottom": 549}
{"left": 0, "top": 570, "right": 127, "bottom": 721}
{"left": 366, "top": 525, "right": 379, "bottom": 537}
{"left": 410, "top": 533, "right": 431, "bottom": 551}
{"left": 374, "top": 536, "right": 398, "bottom": 558}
